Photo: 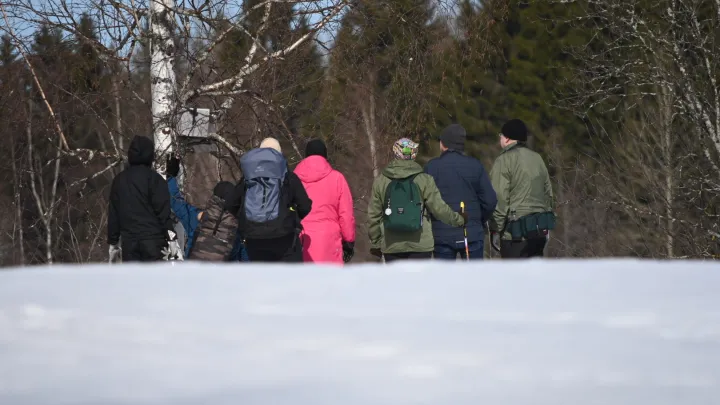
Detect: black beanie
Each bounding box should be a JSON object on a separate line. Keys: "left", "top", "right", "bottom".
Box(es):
{"left": 305, "top": 139, "right": 328, "bottom": 158}
{"left": 501, "top": 119, "right": 528, "bottom": 142}
{"left": 439, "top": 124, "right": 467, "bottom": 152}
{"left": 213, "top": 181, "right": 235, "bottom": 200}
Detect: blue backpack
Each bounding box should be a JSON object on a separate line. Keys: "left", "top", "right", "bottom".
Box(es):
{"left": 238, "top": 148, "right": 291, "bottom": 239}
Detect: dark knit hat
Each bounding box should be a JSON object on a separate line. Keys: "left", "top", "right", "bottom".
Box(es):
{"left": 305, "top": 139, "right": 328, "bottom": 158}
{"left": 439, "top": 124, "right": 467, "bottom": 152}
{"left": 501, "top": 119, "right": 528, "bottom": 142}
{"left": 213, "top": 181, "right": 235, "bottom": 200}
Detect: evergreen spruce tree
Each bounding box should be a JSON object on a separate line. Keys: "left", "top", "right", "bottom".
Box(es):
{"left": 0, "top": 35, "right": 15, "bottom": 67}
{"left": 426, "top": 0, "right": 505, "bottom": 161}
{"left": 277, "top": 15, "right": 324, "bottom": 142}
{"left": 429, "top": 1, "right": 595, "bottom": 159}
{"left": 69, "top": 14, "right": 109, "bottom": 148}
{"left": 495, "top": 0, "right": 590, "bottom": 151}
{"left": 32, "top": 24, "right": 68, "bottom": 67}
{"left": 325, "top": 0, "right": 446, "bottom": 157}
{"left": 72, "top": 13, "right": 104, "bottom": 94}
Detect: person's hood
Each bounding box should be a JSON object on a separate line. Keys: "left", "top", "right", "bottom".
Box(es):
{"left": 127, "top": 136, "right": 155, "bottom": 166}
{"left": 294, "top": 155, "right": 333, "bottom": 183}
{"left": 381, "top": 159, "right": 423, "bottom": 179}
{"left": 213, "top": 181, "right": 235, "bottom": 200}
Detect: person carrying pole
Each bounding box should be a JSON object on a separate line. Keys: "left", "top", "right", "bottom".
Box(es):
{"left": 424, "top": 124, "right": 497, "bottom": 260}
{"left": 367, "top": 138, "right": 468, "bottom": 262}
{"left": 461, "top": 201, "right": 470, "bottom": 260}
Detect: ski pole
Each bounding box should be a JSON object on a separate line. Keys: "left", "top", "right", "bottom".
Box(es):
{"left": 461, "top": 201, "right": 470, "bottom": 260}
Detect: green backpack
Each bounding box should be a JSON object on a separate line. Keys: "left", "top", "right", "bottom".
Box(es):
{"left": 382, "top": 174, "right": 424, "bottom": 232}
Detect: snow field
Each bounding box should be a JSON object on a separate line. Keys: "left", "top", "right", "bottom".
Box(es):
{"left": 0, "top": 259, "right": 719, "bottom": 404}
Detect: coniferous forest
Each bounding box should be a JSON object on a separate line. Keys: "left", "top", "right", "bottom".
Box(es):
{"left": 1, "top": 0, "right": 719, "bottom": 265}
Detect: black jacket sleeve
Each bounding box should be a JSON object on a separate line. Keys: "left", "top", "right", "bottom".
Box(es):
{"left": 150, "top": 172, "right": 174, "bottom": 235}
{"left": 288, "top": 172, "right": 312, "bottom": 220}
{"left": 107, "top": 177, "right": 121, "bottom": 245}
{"left": 224, "top": 179, "right": 246, "bottom": 219}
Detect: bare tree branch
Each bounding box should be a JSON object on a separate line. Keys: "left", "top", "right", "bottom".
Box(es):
{"left": 1, "top": 2, "right": 70, "bottom": 151}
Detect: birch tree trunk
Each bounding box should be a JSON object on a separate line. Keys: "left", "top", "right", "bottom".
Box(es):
{"left": 659, "top": 85, "right": 674, "bottom": 258}
{"left": 362, "top": 103, "right": 379, "bottom": 178}
{"left": 150, "top": 0, "right": 177, "bottom": 175}
{"left": 361, "top": 74, "right": 379, "bottom": 178}
{"left": 26, "top": 100, "right": 48, "bottom": 263}
{"left": 10, "top": 134, "right": 25, "bottom": 266}
{"left": 556, "top": 166, "right": 571, "bottom": 256}
{"left": 112, "top": 74, "right": 124, "bottom": 170}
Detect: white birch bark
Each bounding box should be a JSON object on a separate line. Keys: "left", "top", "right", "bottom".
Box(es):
{"left": 659, "top": 85, "right": 674, "bottom": 259}
{"left": 150, "top": 0, "right": 177, "bottom": 173}
{"left": 362, "top": 103, "right": 379, "bottom": 178}
{"left": 26, "top": 98, "right": 61, "bottom": 264}
{"left": 361, "top": 73, "right": 379, "bottom": 178}
{"left": 10, "top": 130, "right": 25, "bottom": 266}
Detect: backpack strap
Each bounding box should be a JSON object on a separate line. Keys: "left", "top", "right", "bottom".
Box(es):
{"left": 405, "top": 174, "right": 426, "bottom": 219}
{"left": 407, "top": 173, "right": 420, "bottom": 203}
{"left": 383, "top": 173, "right": 422, "bottom": 204}
{"left": 236, "top": 179, "right": 248, "bottom": 220}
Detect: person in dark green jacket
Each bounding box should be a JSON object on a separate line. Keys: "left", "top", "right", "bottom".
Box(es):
{"left": 367, "top": 138, "right": 467, "bottom": 262}
{"left": 489, "top": 119, "right": 554, "bottom": 258}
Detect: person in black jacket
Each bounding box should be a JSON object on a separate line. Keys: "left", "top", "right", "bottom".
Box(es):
{"left": 107, "top": 135, "right": 182, "bottom": 262}
{"left": 224, "top": 137, "right": 312, "bottom": 262}
{"left": 424, "top": 124, "right": 498, "bottom": 260}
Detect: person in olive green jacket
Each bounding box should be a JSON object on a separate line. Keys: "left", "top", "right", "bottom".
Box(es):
{"left": 367, "top": 138, "right": 468, "bottom": 262}
{"left": 489, "top": 119, "right": 554, "bottom": 258}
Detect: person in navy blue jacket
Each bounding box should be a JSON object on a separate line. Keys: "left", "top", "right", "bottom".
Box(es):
{"left": 424, "top": 124, "right": 497, "bottom": 259}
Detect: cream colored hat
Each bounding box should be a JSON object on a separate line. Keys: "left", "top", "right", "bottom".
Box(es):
{"left": 259, "top": 137, "right": 282, "bottom": 153}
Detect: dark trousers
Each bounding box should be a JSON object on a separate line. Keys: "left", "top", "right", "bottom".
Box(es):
{"left": 500, "top": 237, "right": 546, "bottom": 258}
{"left": 434, "top": 240, "right": 484, "bottom": 260}
{"left": 384, "top": 251, "right": 432, "bottom": 262}
{"left": 121, "top": 238, "right": 166, "bottom": 262}
{"left": 245, "top": 233, "right": 303, "bottom": 263}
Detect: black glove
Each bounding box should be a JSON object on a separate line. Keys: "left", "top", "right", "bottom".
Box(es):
{"left": 490, "top": 231, "right": 501, "bottom": 252}
{"left": 342, "top": 241, "right": 355, "bottom": 263}
{"left": 369, "top": 247, "right": 383, "bottom": 258}
{"left": 166, "top": 154, "right": 180, "bottom": 178}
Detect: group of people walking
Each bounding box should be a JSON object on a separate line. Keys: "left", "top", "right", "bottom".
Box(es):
{"left": 107, "top": 118, "right": 554, "bottom": 264}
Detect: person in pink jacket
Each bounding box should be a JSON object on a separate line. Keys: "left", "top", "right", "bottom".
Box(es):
{"left": 294, "top": 139, "right": 356, "bottom": 264}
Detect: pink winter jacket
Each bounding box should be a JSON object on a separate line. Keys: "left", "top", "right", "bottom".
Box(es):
{"left": 294, "top": 155, "right": 355, "bottom": 264}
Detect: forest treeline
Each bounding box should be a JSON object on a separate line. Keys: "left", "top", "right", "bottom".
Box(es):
{"left": 1, "top": 0, "right": 719, "bottom": 265}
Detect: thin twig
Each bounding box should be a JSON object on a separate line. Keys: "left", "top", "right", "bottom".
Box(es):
{"left": 0, "top": 2, "right": 70, "bottom": 150}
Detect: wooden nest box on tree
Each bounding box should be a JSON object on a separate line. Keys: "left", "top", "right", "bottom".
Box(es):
{"left": 177, "top": 107, "right": 238, "bottom": 205}
{"left": 178, "top": 108, "right": 218, "bottom": 156}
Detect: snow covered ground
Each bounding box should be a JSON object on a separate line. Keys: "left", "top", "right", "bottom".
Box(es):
{"left": 0, "top": 260, "right": 719, "bottom": 405}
